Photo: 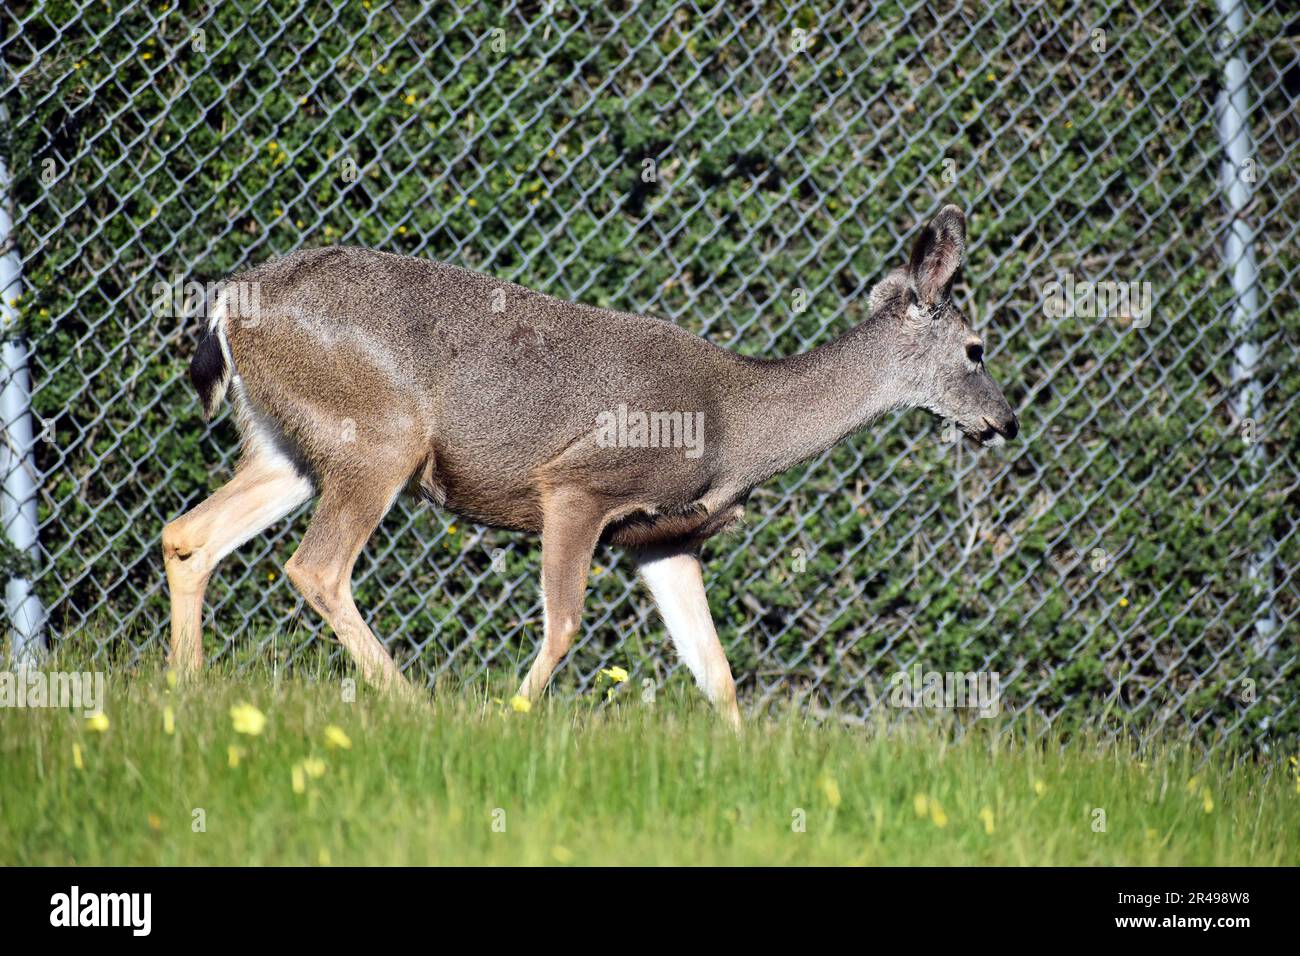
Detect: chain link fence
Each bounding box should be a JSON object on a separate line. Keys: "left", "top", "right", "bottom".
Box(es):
{"left": 2, "top": 0, "right": 1297, "bottom": 750}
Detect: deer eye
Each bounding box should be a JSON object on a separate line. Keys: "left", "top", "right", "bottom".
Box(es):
{"left": 965, "top": 342, "right": 984, "bottom": 365}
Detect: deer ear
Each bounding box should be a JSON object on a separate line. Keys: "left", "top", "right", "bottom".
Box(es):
{"left": 907, "top": 205, "right": 966, "bottom": 306}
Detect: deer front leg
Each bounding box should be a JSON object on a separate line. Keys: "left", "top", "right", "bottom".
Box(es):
{"left": 517, "top": 489, "right": 605, "bottom": 702}
{"left": 635, "top": 546, "right": 740, "bottom": 729}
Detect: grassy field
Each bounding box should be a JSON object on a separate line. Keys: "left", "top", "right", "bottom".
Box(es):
{"left": 1, "top": 656, "right": 1297, "bottom": 866}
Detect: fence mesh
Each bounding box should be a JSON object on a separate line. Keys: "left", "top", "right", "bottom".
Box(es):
{"left": 3, "top": 0, "right": 1297, "bottom": 750}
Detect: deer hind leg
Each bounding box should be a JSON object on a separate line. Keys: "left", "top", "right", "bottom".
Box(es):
{"left": 517, "top": 489, "right": 606, "bottom": 701}
{"left": 162, "top": 453, "right": 314, "bottom": 672}
{"left": 283, "top": 480, "right": 415, "bottom": 699}
{"left": 635, "top": 547, "right": 740, "bottom": 729}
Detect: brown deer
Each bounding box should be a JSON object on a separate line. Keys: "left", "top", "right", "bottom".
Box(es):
{"left": 162, "top": 205, "right": 1017, "bottom": 726}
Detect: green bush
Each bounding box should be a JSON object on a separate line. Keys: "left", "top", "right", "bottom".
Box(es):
{"left": 4, "top": 0, "right": 1296, "bottom": 748}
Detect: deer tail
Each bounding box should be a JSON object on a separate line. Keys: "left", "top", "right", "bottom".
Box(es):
{"left": 190, "top": 291, "right": 234, "bottom": 420}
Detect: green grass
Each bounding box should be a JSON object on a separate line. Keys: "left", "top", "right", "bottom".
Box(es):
{"left": 1, "top": 656, "right": 1297, "bottom": 866}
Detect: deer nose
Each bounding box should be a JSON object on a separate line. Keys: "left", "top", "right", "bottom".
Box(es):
{"left": 1001, "top": 413, "right": 1019, "bottom": 440}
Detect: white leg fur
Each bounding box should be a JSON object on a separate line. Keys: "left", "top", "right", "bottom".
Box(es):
{"left": 635, "top": 548, "right": 740, "bottom": 727}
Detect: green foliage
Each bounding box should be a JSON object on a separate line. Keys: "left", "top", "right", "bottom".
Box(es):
{"left": 4, "top": 1, "right": 1296, "bottom": 747}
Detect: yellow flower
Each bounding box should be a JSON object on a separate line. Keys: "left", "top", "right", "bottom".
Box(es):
{"left": 302, "top": 756, "right": 326, "bottom": 779}
{"left": 163, "top": 705, "right": 175, "bottom": 735}
{"left": 1185, "top": 775, "right": 1201, "bottom": 794}
{"left": 601, "top": 666, "right": 629, "bottom": 684}
{"left": 510, "top": 695, "right": 532, "bottom": 713}
{"left": 817, "top": 772, "right": 842, "bottom": 809}
{"left": 86, "top": 713, "right": 109, "bottom": 733}
{"left": 230, "top": 703, "right": 266, "bottom": 736}
{"left": 1201, "top": 788, "right": 1214, "bottom": 814}
{"left": 978, "top": 806, "right": 995, "bottom": 835}
{"left": 72, "top": 743, "right": 84, "bottom": 770}
{"left": 913, "top": 793, "right": 929, "bottom": 818}
{"left": 1119, "top": 597, "right": 1129, "bottom": 607}
{"left": 147, "top": 813, "right": 162, "bottom": 832}
{"left": 929, "top": 800, "right": 949, "bottom": 828}
{"left": 291, "top": 764, "right": 306, "bottom": 794}
{"left": 227, "top": 745, "right": 242, "bottom": 768}
{"left": 323, "top": 725, "right": 352, "bottom": 750}
{"left": 552, "top": 846, "right": 574, "bottom": 863}
{"left": 404, "top": 92, "right": 417, "bottom": 106}
{"left": 318, "top": 847, "right": 331, "bottom": 866}
{"left": 1033, "top": 779, "right": 1047, "bottom": 797}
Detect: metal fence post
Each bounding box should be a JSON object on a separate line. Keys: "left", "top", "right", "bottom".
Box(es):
{"left": 0, "top": 104, "right": 46, "bottom": 664}
{"left": 1215, "top": 0, "right": 1275, "bottom": 659}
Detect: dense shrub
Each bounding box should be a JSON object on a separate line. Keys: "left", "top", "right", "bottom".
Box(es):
{"left": 4, "top": 0, "right": 1296, "bottom": 747}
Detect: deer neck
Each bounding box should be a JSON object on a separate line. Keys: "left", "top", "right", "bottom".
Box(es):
{"left": 724, "top": 319, "right": 905, "bottom": 487}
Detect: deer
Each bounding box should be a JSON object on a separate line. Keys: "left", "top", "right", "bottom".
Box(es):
{"left": 162, "top": 205, "right": 1018, "bottom": 727}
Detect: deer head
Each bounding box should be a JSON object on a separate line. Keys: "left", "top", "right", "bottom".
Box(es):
{"left": 868, "top": 205, "right": 1019, "bottom": 446}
